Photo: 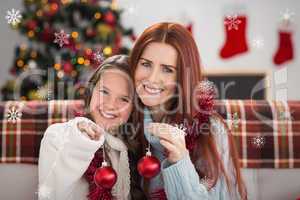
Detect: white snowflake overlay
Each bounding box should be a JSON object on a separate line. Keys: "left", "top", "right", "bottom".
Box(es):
{"left": 174, "top": 123, "right": 187, "bottom": 132}
{"left": 200, "top": 176, "right": 215, "bottom": 191}
{"left": 279, "top": 110, "right": 294, "bottom": 121}
{"left": 37, "top": 185, "right": 52, "bottom": 200}
{"left": 199, "top": 80, "right": 216, "bottom": 93}
{"left": 224, "top": 14, "right": 241, "bottom": 30}
{"left": 172, "top": 123, "right": 187, "bottom": 138}
{"left": 93, "top": 49, "right": 105, "bottom": 64}
{"left": 252, "top": 37, "right": 264, "bottom": 49}
{"left": 228, "top": 112, "right": 240, "bottom": 130}
{"left": 37, "top": 85, "right": 52, "bottom": 100}
{"left": 123, "top": 3, "right": 139, "bottom": 17}
{"left": 54, "top": 30, "right": 70, "bottom": 48}
{"left": 252, "top": 135, "right": 265, "bottom": 148}
{"left": 6, "top": 106, "right": 22, "bottom": 123}
{"left": 5, "top": 8, "right": 22, "bottom": 25}
{"left": 280, "top": 8, "right": 295, "bottom": 22}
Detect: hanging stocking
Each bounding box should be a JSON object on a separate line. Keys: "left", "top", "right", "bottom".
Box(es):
{"left": 180, "top": 12, "right": 193, "bottom": 34}
{"left": 220, "top": 15, "right": 249, "bottom": 59}
{"left": 273, "top": 30, "right": 294, "bottom": 65}
{"left": 186, "top": 22, "right": 193, "bottom": 34}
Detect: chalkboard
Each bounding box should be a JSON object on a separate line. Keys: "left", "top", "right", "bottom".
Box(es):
{"left": 204, "top": 69, "right": 269, "bottom": 100}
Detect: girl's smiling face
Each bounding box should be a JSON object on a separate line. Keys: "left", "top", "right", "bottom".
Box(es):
{"left": 89, "top": 68, "right": 133, "bottom": 131}
{"left": 134, "top": 42, "right": 178, "bottom": 108}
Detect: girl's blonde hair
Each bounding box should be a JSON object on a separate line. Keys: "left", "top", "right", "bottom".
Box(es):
{"left": 83, "top": 54, "right": 147, "bottom": 199}
{"left": 84, "top": 54, "right": 131, "bottom": 111}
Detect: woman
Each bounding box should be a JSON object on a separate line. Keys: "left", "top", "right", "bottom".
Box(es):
{"left": 38, "top": 55, "right": 145, "bottom": 200}
{"left": 129, "top": 22, "right": 247, "bottom": 200}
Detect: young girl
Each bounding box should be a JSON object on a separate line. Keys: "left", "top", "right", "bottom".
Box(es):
{"left": 38, "top": 55, "right": 143, "bottom": 200}
{"left": 129, "top": 23, "right": 248, "bottom": 199}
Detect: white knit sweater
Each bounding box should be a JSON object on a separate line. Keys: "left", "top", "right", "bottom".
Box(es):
{"left": 38, "top": 117, "right": 105, "bottom": 200}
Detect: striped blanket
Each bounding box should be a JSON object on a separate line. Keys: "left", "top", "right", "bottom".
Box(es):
{"left": 0, "top": 100, "right": 299, "bottom": 168}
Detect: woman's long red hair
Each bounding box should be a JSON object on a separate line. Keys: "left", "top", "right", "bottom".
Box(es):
{"left": 129, "top": 22, "right": 247, "bottom": 199}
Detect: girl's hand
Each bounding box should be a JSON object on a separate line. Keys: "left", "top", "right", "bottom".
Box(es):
{"left": 146, "top": 122, "right": 189, "bottom": 164}
{"left": 77, "top": 121, "right": 104, "bottom": 141}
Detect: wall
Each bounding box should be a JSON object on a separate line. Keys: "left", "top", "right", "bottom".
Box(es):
{"left": 0, "top": 0, "right": 299, "bottom": 100}
{"left": 119, "top": 0, "right": 300, "bottom": 100}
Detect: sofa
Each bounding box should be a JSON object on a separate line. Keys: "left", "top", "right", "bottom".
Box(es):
{"left": 0, "top": 100, "right": 300, "bottom": 200}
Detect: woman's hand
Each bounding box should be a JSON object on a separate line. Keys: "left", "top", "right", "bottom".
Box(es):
{"left": 77, "top": 121, "right": 104, "bottom": 141}
{"left": 146, "top": 122, "right": 189, "bottom": 164}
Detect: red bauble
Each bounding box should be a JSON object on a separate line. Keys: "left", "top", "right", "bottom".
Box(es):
{"left": 137, "top": 150, "right": 161, "bottom": 179}
{"left": 26, "top": 20, "right": 38, "bottom": 30}
{"left": 65, "top": 39, "right": 77, "bottom": 52}
{"left": 130, "top": 34, "right": 137, "bottom": 41}
{"left": 186, "top": 23, "right": 193, "bottom": 34}
{"left": 94, "top": 161, "right": 117, "bottom": 189}
{"left": 40, "top": 26, "right": 54, "bottom": 43}
{"left": 45, "top": 3, "right": 59, "bottom": 17}
{"left": 104, "top": 11, "right": 116, "bottom": 25}
{"left": 86, "top": 27, "right": 97, "bottom": 38}
{"left": 63, "top": 61, "right": 73, "bottom": 74}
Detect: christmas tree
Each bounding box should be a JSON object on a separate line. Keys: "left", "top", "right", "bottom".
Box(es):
{"left": 1, "top": 0, "right": 136, "bottom": 101}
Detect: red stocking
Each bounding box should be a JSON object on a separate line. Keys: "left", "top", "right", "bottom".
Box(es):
{"left": 220, "top": 15, "right": 249, "bottom": 59}
{"left": 186, "top": 22, "right": 193, "bottom": 34}
{"left": 273, "top": 30, "right": 294, "bottom": 65}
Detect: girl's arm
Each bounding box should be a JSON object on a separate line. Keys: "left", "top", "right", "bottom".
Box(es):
{"left": 161, "top": 116, "right": 240, "bottom": 200}
{"left": 38, "top": 117, "right": 105, "bottom": 200}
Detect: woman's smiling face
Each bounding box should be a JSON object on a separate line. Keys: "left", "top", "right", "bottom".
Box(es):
{"left": 89, "top": 68, "right": 133, "bottom": 131}
{"left": 134, "top": 42, "right": 178, "bottom": 108}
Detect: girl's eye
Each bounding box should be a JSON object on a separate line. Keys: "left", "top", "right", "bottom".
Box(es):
{"left": 141, "top": 62, "right": 151, "bottom": 68}
{"left": 99, "top": 89, "right": 108, "bottom": 95}
{"left": 120, "top": 97, "right": 130, "bottom": 103}
{"left": 162, "top": 66, "right": 174, "bottom": 73}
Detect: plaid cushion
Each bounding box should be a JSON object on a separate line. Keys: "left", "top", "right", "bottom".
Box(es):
{"left": 0, "top": 100, "right": 84, "bottom": 164}
{"left": 0, "top": 100, "right": 299, "bottom": 168}
{"left": 215, "top": 100, "right": 300, "bottom": 168}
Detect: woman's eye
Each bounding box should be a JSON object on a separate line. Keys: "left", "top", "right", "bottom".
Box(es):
{"left": 141, "top": 62, "right": 151, "bottom": 68}
{"left": 99, "top": 89, "right": 108, "bottom": 95}
{"left": 162, "top": 66, "right": 174, "bottom": 73}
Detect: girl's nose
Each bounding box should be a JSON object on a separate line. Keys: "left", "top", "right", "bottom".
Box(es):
{"left": 105, "top": 96, "right": 117, "bottom": 110}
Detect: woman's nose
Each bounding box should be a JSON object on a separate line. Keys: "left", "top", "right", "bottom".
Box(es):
{"left": 148, "top": 66, "right": 160, "bottom": 83}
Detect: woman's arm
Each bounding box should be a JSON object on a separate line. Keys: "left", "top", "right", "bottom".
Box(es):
{"left": 38, "top": 117, "right": 105, "bottom": 200}
{"left": 160, "top": 116, "right": 240, "bottom": 200}
{"left": 161, "top": 154, "right": 209, "bottom": 200}
{"left": 146, "top": 123, "right": 209, "bottom": 199}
